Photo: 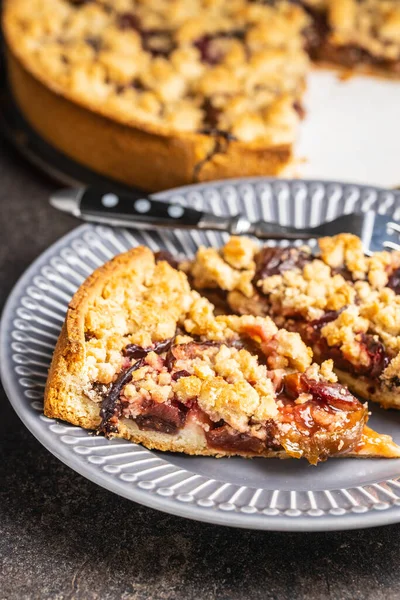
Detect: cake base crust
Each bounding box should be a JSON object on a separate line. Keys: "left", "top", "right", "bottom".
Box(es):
{"left": 6, "top": 50, "right": 291, "bottom": 193}
{"left": 335, "top": 369, "right": 400, "bottom": 411}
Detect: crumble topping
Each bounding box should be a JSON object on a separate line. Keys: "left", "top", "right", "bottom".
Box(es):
{"left": 319, "top": 359, "right": 338, "bottom": 383}
{"left": 318, "top": 233, "right": 367, "bottom": 280}
{"left": 259, "top": 260, "right": 356, "bottom": 317}
{"left": 197, "top": 374, "right": 275, "bottom": 432}
{"left": 327, "top": 0, "right": 400, "bottom": 61}
{"left": 222, "top": 235, "right": 258, "bottom": 270}
{"left": 187, "top": 234, "right": 400, "bottom": 386}
{"left": 189, "top": 246, "right": 255, "bottom": 298}
{"left": 84, "top": 251, "right": 195, "bottom": 383}
{"left": 6, "top": 0, "right": 309, "bottom": 144}
{"left": 303, "top": 0, "right": 400, "bottom": 62}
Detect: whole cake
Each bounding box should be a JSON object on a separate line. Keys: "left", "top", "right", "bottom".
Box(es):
{"left": 3, "top": 0, "right": 400, "bottom": 190}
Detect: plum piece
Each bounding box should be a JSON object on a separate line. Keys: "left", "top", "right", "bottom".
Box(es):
{"left": 206, "top": 425, "right": 266, "bottom": 454}
{"left": 135, "top": 400, "right": 187, "bottom": 434}
{"left": 253, "top": 246, "right": 312, "bottom": 285}
{"left": 276, "top": 372, "right": 367, "bottom": 464}
{"left": 154, "top": 250, "right": 180, "bottom": 269}
{"left": 387, "top": 268, "right": 400, "bottom": 295}
{"left": 98, "top": 358, "right": 145, "bottom": 435}
{"left": 123, "top": 337, "right": 174, "bottom": 360}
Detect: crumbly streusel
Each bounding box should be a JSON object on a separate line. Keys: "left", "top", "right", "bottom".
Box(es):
{"left": 6, "top": 0, "right": 309, "bottom": 144}
{"left": 81, "top": 243, "right": 350, "bottom": 438}
{"left": 303, "top": 0, "right": 400, "bottom": 62}
{"left": 187, "top": 234, "right": 400, "bottom": 387}
{"left": 118, "top": 325, "right": 337, "bottom": 439}
{"left": 84, "top": 252, "right": 195, "bottom": 384}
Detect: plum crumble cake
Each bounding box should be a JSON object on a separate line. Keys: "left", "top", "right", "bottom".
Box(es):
{"left": 187, "top": 233, "right": 400, "bottom": 411}
{"left": 44, "top": 245, "right": 400, "bottom": 464}
{"left": 3, "top": 0, "right": 309, "bottom": 191}
{"left": 4, "top": 0, "right": 399, "bottom": 190}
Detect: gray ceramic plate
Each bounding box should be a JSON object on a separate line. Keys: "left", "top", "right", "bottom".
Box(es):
{"left": 3, "top": 178, "right": 400, "bottom": 532}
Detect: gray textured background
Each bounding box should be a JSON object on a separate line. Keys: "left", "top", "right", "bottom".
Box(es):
{"left": 1, "top": 140, "right": 400, "bottom": 600}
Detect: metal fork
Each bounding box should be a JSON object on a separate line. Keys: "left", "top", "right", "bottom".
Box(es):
{"left": 51, "top": 188, "right": 400, "bottom": 254}
{"left": 239, "top": 211, "right": 400, "bottom": 254}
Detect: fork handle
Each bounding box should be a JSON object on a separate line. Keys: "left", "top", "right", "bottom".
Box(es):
{"left": 250, "top": 221, "right": 314, "bottom": 240}
{"left": 77, "top": 188, "right": 311, "bottom": 238}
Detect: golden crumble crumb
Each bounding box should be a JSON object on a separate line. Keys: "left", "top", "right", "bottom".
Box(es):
{"left": 319, "top": 234, "right": 367, "bottom": 279}
{"left": 320, "top": 359, "right": 338, "bottom": 383}
{"left": 222, "top": 236, "right": 258, "bottom": 270}
{"left": 198, "top": 377, "right": 268, "bottom": 432}
{"left": 190, "top": 247, "right": 254, "bottom": 297}
{"left": 264, "top": 329, "right": 313, "bottom": 372}
{"left": 174, "top": 376, "right": 202, "bottom": 403}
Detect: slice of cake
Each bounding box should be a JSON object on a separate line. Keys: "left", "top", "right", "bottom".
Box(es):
{"left": 44, "top": 245, "right": 400, "bottom": 464}
{"left": 187, "top": 233, "right": 400, "bottom": 410}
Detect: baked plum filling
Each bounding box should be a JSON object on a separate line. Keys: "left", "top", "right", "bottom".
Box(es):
{"left": 303, "top": 312, "right": 389, "bottom": 380}
{"left": 206, "top": 426, "right": 267, "bottom": 454}
{"left": 301, "top": 6, "right": 329, "bottom": 59}
{"left": 200, "top": 99, "right": 223, "bottom": 133}
{"left": 96, "top": 334, "right": 367, "bottom": 463}
{"left": 193, "top": 30, "right": 246, "bottom": 66}
{"left": 253, "top": 246, "right": 312, "bottom": 286}
{"left": 134, "top": 399, "right": 187, "bottom": 434}
{"left": 123, "top": 337, "right": 174, "bottom": 359}
{"left": 387, "top": 268, "right": 400, "bottom": 295}
{"left": 315, "top": 42, "right": 400, "bottom": 74}
{"left": 276, "top": 373, "right": 367, "bottom": 464}
{"left": 154, "top": 250, "right": 180, "bottom": 270}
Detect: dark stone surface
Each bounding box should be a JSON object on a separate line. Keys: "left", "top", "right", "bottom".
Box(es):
{"left": 1, "top": 139, "right": 400, "bottom": 600}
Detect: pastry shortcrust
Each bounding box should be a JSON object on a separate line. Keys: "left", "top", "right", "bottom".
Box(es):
{"left": 187, "top": 234, "right": 400, "bottom": 410}
{"left": 44, "top": 245, "right": 400, "bottom": 464}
